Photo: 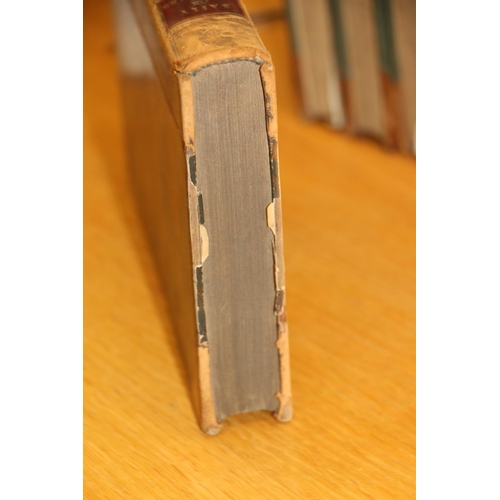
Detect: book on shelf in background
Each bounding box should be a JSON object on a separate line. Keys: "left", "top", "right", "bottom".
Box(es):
{"left": 287, "top": 0, "right": 415, "bottom": 154}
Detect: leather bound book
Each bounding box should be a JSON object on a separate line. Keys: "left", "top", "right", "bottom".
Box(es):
{"left": 112, "top": 0, "right": 292, "bottom": 434}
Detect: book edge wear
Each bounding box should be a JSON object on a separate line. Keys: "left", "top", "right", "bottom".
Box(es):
{"left": 123, "top": 0, "right": 292, "bottom": 434}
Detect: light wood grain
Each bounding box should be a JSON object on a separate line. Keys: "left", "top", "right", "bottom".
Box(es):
{"left": 84, "top": 1, "right": 415, "bottom": 498}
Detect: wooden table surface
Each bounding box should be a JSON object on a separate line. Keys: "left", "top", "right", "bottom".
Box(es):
{"left": 84, "top": 1, "right": 416, "bottom": 498}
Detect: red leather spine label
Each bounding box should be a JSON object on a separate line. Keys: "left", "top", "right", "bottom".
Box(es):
{"left": 158, "top": 0, "right": 245, "bottom": 28}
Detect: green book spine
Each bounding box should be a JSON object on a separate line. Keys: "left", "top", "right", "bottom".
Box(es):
{"left": 374, "top": 0, "right": 399, "bottom": 82}
{"left": 328, "top": 0, "right": 353, "bottom": 132}
{"left": 328, "top": 0, "right": 348, "bottom": 79}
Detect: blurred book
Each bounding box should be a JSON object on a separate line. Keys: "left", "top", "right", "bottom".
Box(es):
{"left": 287, "top": 0, "right": 345, "bottom": 128}
{"left": 287, "top": 0, "right": 415, "bottom": 153}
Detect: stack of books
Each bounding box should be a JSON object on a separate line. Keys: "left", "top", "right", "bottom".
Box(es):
{"left": 287, "top": 0, "right": 415, "bottom": 154}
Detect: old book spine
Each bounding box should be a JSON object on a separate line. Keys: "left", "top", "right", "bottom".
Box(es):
{"left": 129, "top": 0, "right": 291, "bottom": 434}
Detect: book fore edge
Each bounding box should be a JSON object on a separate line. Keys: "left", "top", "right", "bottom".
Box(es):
{"left": 161, "top": 5, "right": 291, "bottom": 433}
